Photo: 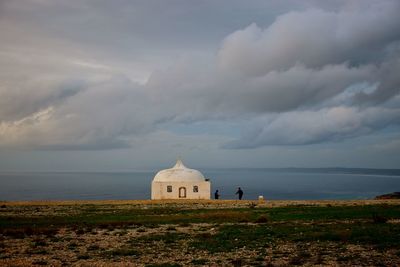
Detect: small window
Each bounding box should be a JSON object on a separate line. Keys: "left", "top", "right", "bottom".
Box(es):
{"left": 193, "top": 185, "right": 199, "bottom": 193}
{"left": 167, "top": 185, "right": 172, "bottom": 192}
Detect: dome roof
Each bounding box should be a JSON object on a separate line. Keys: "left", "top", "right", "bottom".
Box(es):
{"left": 153, "top": 160, "right": 205, "bottom": 182}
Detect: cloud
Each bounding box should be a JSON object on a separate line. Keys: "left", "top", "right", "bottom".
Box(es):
{"left": 220, "top": 63, "right": 375, "bottom": 113}
{"left": 354, "top": 57, "right": 400, "bottom": 104}
{"left": 224, "top": 106, "right": 400, "bottom": 148}
{"left": 217, "top": 2, "right": 400, "bottom": 76}
{"left": 214, "top": 0, "right": 400, "bottom": 148}
{"left": 0, "top": 78, "right": 85, "bottom": 122}
{"left": 0, "top": 0, "right": 399, "bottom": 150}
{"left": 0, "top": 76, "right": 151, "bottom": 149}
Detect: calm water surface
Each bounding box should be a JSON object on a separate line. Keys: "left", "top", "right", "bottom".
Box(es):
{"left": 0, "top": 169, "right": 399, "bottom": 201}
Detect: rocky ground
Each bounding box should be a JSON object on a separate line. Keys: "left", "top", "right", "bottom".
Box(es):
{"left": 1, "top": 200, "right": 400, "bottom": 266}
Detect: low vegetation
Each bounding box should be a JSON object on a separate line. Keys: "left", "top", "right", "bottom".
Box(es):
{"left": 0, "top": 200, "right": 399, "bottom": 266}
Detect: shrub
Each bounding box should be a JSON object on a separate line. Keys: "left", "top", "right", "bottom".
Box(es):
{"left": 255, "top": 215, "right": 269, "bottom": 224}
{"left": 145, "top": 264, "right": 181, "bottom": 267}
{"left": 0, "top": 227, "right": 56, "bottom": 238}
{"left": 372, "top": 213, "right": 388, "bottom": 224}
{"left": 3, "top": 229, "right": 25, "bottom": 239}
{"left": 191, "top": 258, "right": 208, "bottom": 265}
{"left": 87, "top": 244, "right": 100, "bottom": 251}
{"left": 248, "top": 202, "right": 257, "bottom": 209}
{"left": 77, "top": 254, "right": 90, "bottom": 260}
{"left": 135, "top": 233, "right": 186, "bottom": 244}
{"left": 239, "top": 218, "right": 250, "bottom": 223}
{"left": 68, "top": 242, "right": 78, "bottom": 250}
{"left": 32, "top": 239, "right": 47, "bottom": 247}
{"left": 75, "top": 228, "right": 85, "bottom": 235}
{"left": 166, "top": 226, "right": 176, "bottom": 231}
{"left": 32, "top": 260, "right": 47, "bottom": 265}
{"left": 289, "top": 255, "right": 303, "bottom": 265}
{"left": 31, "top": 249, "right": 48, "bottom": 255}
{"left": 108, "top": 248, "right": 140, "bottom": 256}
{"left": 231, "top": 258, "right": 242, "bottom": 267}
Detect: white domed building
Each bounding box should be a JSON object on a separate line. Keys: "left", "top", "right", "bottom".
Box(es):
{"left": 151, "top": 160, "right": 211, "bottom": 200}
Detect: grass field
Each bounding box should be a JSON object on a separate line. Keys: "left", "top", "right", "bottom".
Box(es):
{"left": 1, "top": 200, "right": 400, "bottom": 266}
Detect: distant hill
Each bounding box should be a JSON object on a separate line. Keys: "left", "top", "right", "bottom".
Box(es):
{"left": 220, "top": 167, "right": 400, "bottom": 176}
{"left": 375, "top": 192, "right": 400, "bottom": 199}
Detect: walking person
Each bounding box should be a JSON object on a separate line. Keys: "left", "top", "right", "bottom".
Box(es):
{"left": 214, "top": 189, "right": 220, "bottom": 199}
{"left": 236, "top": 187, "right": 243, "bottom": 200}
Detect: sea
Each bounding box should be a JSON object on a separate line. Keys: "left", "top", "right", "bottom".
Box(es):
{"left": 1, "top": 168, "right": 400, "bottom": 201}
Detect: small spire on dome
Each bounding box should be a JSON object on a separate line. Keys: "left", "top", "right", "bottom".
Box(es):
{"left": 173, "top": 158, "right": 186, "bottom": 169}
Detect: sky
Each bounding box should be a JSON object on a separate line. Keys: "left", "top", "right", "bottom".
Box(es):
{"left": 0, "top": 0, "right": 399, "bottom": 171}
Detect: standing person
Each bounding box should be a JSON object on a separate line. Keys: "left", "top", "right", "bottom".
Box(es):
{"left": 214, "top": 190, "right": 220, "bottom": 199}
{"left": 236, "top": 187, "right": 243, "bottom": 200}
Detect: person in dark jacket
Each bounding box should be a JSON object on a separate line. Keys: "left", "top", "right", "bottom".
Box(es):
{"left": 236, "top": 187, "right": 243, "bottom": 200}
{"left": 214, "top": 190, "right": 220, "bottom": 199}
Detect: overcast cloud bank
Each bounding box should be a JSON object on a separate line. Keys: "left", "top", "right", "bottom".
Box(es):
{"left": 0, "top": 0, "right": 399, "bottom": 155}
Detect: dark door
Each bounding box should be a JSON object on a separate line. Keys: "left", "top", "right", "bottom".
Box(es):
{"left": 179, "top": 187, "right": 186, "bottom": 198}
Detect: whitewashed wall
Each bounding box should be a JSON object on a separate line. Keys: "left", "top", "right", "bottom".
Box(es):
{"left": 151, "top": 181, "right": 210, "bottom": 200}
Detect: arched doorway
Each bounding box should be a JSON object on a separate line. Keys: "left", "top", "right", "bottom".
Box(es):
{"left": 179, "top": 187, "right": 186, "bottom": 198}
